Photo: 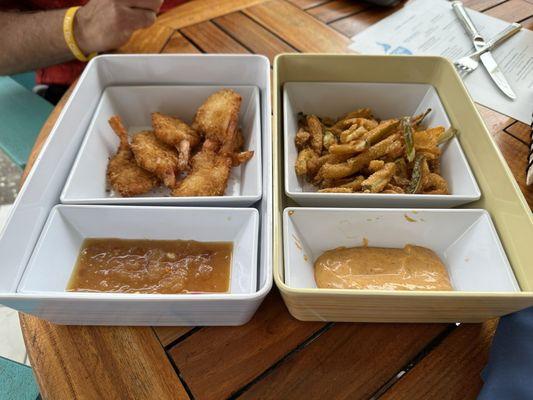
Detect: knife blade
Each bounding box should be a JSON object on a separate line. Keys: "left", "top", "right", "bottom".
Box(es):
{"left": 479, "top": 52, "right": 517, "bottom": 99}
{"left": 451, "top": 1, "right": 517, "bottom": 100}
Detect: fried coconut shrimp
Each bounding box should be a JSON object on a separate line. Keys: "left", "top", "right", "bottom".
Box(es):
{"left": 130, "top": 131, "right": 180, "bottom": 188}
{"left": 172, "top": 140, "right": 232, "bottom": 197}
{"left": 106, "top": 116, "right": 159, "bottom": 197}
{"left": 193, "top": 89, "right": 242, "bottom": 154}
{"left": 151, "top": 112, "right": 201, "bottom": 170}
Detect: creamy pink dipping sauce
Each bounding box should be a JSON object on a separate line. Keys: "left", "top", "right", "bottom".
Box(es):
{"left": 314, "top": 245, "right": 452, "bottom": 291}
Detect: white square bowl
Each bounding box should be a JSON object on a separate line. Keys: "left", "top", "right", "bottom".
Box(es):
{"left": 61, "top": 85, "right": 262, "bottom": 206}
{"left": 283, "top": 208, "right": 518, "bottom": 292}
{"left": 19, "top": 205, "right": 259, "bottom": 295}
{"left": 284, "top": 82, "right": 480, "bottom": 207}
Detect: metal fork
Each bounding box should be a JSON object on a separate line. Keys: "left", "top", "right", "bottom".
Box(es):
{"left": 454, "top": 22, "right": 521, "bottom": 77}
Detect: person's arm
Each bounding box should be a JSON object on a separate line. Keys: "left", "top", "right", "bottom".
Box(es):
{"left": 0, "top": 0, "right": 163, "bottom": 76}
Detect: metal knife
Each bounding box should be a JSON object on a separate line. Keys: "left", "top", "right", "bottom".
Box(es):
{"left": 451, "top": 1, "right": 517, "bottom": 100}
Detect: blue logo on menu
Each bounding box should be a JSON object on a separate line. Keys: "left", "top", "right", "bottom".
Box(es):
{"left": 377, "top": 42, "right": 413, "bottom": 55}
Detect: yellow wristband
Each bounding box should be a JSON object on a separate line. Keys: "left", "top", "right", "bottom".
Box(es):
{"left": 63, "top": 7, "right": 97, "bottom": 62}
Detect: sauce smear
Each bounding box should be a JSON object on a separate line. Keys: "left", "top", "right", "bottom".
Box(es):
{"left": 314, "top": 245, "right": 452, "bottom": 291}
{"left": 67, "top": 238, "right": 232, "bottom": 294}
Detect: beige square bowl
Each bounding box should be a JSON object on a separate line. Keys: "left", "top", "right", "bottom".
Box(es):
{"left": 273, "top": 54, "right": 533, "bottom": 322}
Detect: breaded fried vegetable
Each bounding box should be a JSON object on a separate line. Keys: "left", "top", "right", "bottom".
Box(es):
{"left": 412, "top": 108, "right": 432, "bottom": 126}
{"left": 364, "top": 119, "right": 400, "bottom": 145}
{"left": 320, "top": 133, "right": 401, "bottom": 180}
{"left": 232, "top": 150, "right": 254, "bottom": 167}
{"left": 437, "top": 127, "right": 456, "bottom": 145}
{"left": 368, "top": 160, "right": 385, "bottom": 173}
{"left": 295, "top": 148, "right": 319, "bottom": 177}
{"left": 401, "top": 117, "right": 415, "bottom": 162}
{"left": 328, "top": 140, "right": 367, "bottom": 155}
{"left": 362, "top": 162, "right": 396, "bottom": 193}
{"left": 383, "top": 183, "right": 405, "bottom": 194}
{"left": 339, "top": 175, "right": 364, "bottom": 191}
{"left": 306, "top": 115, "right": 323, "bottom": 154}
{"left": 407, "top": 154, "right": 425, "bottom": 194}
{"left": 424, "top": 173, "right": 449, "bottom": 194}
{"left": 323, "top": 130, "right": 337, "bottom": 149}
{"left": 340, "top": 126, "right": 367, "bottom": 143}
{"left": 339, "top": 107, "right": 373, "bottom": 121}
{"left": 295, "top": 128, "right": 311, "bottom": 150}
{"left": 318, "top": 187, "right": 352, "bottom": 193}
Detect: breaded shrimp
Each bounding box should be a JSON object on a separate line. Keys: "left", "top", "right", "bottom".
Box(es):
{"left": 106, "top": 116, "right": 159, "bottom": 197}
{"left": 130, "top": 131, "right": 180, "bottom": 188}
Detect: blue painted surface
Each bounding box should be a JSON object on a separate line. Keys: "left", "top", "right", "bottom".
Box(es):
{"left": 0, "top": 76, "right": 53, "bottom": 168}
{"left": 0, "top": 356, "right": 39, "bottom": 400}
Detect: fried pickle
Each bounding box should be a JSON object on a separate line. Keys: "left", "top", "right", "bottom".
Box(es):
{"left": 106, "top": 116, "right": 159, "bottom": 197}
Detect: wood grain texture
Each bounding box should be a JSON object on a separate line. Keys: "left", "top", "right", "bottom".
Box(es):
{"left": 161, "top": 31, "right": 201, "bottom": 54}
{"left": 462, "top": 0, "right": 507, "bottom": 11}
{"left": 214, "top": 12, "right": 296, "bottom": 62}
{"left": 485, "top": 0, "right": 533, "bottom": 22}
{"left": 20, "top": 315, "right": 190, "bottom": 400}
{"left": 153, "top": 326, "right": 195, "bottom": 347}
{"left": 330, "top": 1, "right": 414, "bottom": 38}
{"left": 476, "top": 104, "right": 515, "bottom": 133}
{"left": 168, "top": 291, "right": 326, "bottom": 400}
{"left": 505, "top": 121, "right": 531, "bottom": 145}
{"left": 380, "top": 321, "right": 498, "bottom": 400}
{"left": 117, "top": 23, "right": 175, "bottom": 54}
{"left": 181, "top": 21, "right": 249, "bottom": 53}
{"left": 157, "top": 0, "right": 267, "bottom": 29}
{"left": 287, "top": 0, "right": 329, "bottom": 9}
{"left": 307, "top": 0, "right": 370, "bottom": 23}
{"left": 244, "top": 0, "right": 351, "bottom": 52}
{"left": 238, "top": 323, "right": 449, "bottom": 400}
{"left": 489, "top": 129, "right": 533, "bottom": 208}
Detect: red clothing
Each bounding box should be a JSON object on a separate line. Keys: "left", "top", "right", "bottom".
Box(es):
{"left": 2, "top": 0, "right": 188, "bottom": 84}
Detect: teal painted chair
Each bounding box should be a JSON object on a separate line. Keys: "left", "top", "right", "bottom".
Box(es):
{"left": 0, "top": 356, "right": 40, "bottom": 400}
{"left": 0, "top": 73, "right": 53, "bottom": 169}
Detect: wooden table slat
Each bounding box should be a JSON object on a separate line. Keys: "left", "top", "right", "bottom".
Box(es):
{"left": 476, "top": 104, "right": 516, "bottom": 134}
{"left": 153, "top": 326, "right": 196, "bottom": 347}
{"left": 485, "top": 0, "right": 533, "bottom": 22}
{"left": 462, "top": 0, "right": 508, "bottom": 11}
{"left": 214, "top": 12, "right": 297, "bottom": 63}
{"left": 243, "top": 0, "right": 351, "bottom": 52}
{"left": 238, "top": 323, "right": 449, "bottom": 400}
{"left": 380, "top": 321, "right": 498, "bottom": 400}
{"left": 156, "top": 0, "right": 268, "bottom": 29}
{"left": 489, "top": 129, "right": 533, "bottom": 208}
{"left": 181, "top": 20, "right": 250, "bottom": 53}
{"left": 307, "top": 0, "right": 370, "bottom": 23}
{"left": 168, "top": 291, "right": 326, "bottom": 400}
{"left": 329, "top": 1, "right": 412, "bottom": 38}
{"left": 20, "top": 318, "right": 190, "bottom": 400}
{"left": 505, "top": 121, "right": 531, "bottom": 145}
{"left": 161, "top": 31, "right": 202, "bottom": 54}
{"left": 117, "top": 23, "right": 175, "bottom": 54}
{"left": 286, "top": 0, "right": 330, "bottom": 10}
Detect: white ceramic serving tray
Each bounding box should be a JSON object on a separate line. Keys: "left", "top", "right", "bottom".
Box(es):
{"left": 61, "top": 85, "right": 262, "bottom": 205}
{"left": 284, "top": 208, "right": 519, "bottom": 292}
{"left": 0, "top": 54, "right": 272, "bottom": 325}
{"left": 19, "top": 206, "right": 259, "bottom": 295}
{"left": 284, "top": 82, "right": 481, "bottom": 207}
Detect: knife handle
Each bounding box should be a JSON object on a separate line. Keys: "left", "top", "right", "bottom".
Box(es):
{"left": 486, "top": 22, "right": 522, "bottom": 48}
{"left": 470, "top": 23, "right": 522, "bottom": 58}
{"left": 451, "top": 1, "right": 483, "bottom": 41}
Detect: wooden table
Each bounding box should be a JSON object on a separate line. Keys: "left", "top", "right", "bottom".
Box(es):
{"left": 20, "top": 1, "right": 533, "bottom": 399}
